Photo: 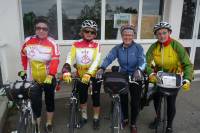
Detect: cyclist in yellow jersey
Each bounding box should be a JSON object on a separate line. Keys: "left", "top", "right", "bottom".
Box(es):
{"left": 62, "top": 20, "right": 101, "bottom": 130}
{"left": 146, "top": 22, "right": 193, "bottom": 133}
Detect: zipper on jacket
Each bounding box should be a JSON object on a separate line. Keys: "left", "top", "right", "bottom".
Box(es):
{"left": 161, "top": 43, "right": 164, "bottom": 71}
{"left": 127, "top": 48, "right": 128, "bottom": 73}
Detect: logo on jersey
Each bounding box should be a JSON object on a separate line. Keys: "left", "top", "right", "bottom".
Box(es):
{"left": 81, "top": 49, "right": 91, "bottom": 64}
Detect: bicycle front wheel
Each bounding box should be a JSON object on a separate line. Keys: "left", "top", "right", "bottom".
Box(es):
{"left": 24, "top": 113, "right": 34, "bottom": 133}
{"left": 17, "top": 111, "right": 33, "bottom": 133}
{"left": 155, "top": 96, "right": 167, "bottom": 133}
{"left": 68, "top": 100, "right": 76, "bottom": 133}
{"left": 111, "top": 101, "right": 121, "bottom": 133}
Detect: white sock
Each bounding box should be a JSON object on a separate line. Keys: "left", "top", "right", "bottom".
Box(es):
{"left": 81, "top": 108, "right": 88, "bottom": 119}
{"left": 93, "top": 113, "right": 99, "bottom": 119}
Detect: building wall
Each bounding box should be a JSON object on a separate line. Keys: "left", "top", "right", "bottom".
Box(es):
{"left": 0, "top": 0, "right": 23, "bottom": 82}
{"left": 0, "top": 0, "right": 198, "bottom": 82}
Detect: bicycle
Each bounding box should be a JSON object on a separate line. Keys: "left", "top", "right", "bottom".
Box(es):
{"left": 154, "top": 71, "right": 183, "bottom": 133}
{"left": 134, "top": 71, "right": 151, "bottom": 110}
{"left": 1, "top": 80, "right": 40, "bottom": 133}
{"left": 102, "top": 71, "right": 140, "bottom": 133}
{"left": 67, "top": 77, "right": 81, "bottom": 133}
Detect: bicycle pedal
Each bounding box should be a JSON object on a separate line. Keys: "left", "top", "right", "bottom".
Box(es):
{"left": 67, "top": 123, "right": 69, "bottom": 128}
{"left": 76, "top": 124, "right": 81, "bottom": 128}
{"left": 103, "top": 115, "right": 111, "bottom": 120}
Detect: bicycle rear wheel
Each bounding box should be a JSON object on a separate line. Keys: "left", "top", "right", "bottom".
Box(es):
{"left": 68, "top": 100, "right": 76, "bottom": 133}
{"left": 155, "top": 96, "right": 167, "bottom": 133}
{"left": 111, "top": 101, "right": 121, "bottom": 133}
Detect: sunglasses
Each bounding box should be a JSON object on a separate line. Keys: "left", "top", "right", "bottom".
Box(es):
{"left": 156, "top": 31, "right": 168, "bottom": 36}
{"left": 36, "top": 26, "right": 48, "bottom": 32}
{"left": 83, "top": 29, "right": 96, "bottom": 35}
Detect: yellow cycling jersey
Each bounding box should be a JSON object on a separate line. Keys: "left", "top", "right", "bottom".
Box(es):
{"left": 66, "top": 39, "right": 101, "bottom": 77}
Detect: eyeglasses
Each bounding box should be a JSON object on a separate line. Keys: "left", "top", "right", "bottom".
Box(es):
{"left": 156, "top": 31, "right": 168, "bottom": 36}
{"left": 83, "top": 29, "right": 96, "bottom": 35}
{"left": 36, "top": 26, "right": 48, "bottom": 32}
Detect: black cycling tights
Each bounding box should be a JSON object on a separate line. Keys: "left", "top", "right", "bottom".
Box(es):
{"left": 153, "top": 92, "right": 178, "bottom": 128}
{"left": 31, "top": 78, "right": 56, "bottom": 118}
{"left": 120, "top": 82, "right": 143, "bottom": 125}
{"left": 77, "top": 77, "right": 102, "bottom": 107}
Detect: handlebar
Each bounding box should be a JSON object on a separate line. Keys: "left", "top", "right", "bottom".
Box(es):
{"left": 96, "top": 74, "right": 139, "bottom": 85}
{"left": 0, "top": 84, "right": 10, "bottom": 96}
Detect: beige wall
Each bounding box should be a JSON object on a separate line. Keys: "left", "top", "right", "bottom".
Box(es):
{"left": 0, "top": 0, "right": 197, "bottom": 83}
{"left": 0, "top": 0, "right": 23, "bottom": 83}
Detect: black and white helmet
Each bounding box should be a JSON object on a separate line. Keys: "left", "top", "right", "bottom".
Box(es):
{"left": 153, "top": 22, "right": 172, "bottom": 34}
{"left": 81, "top": 20, "right": 98, "bottom": 31}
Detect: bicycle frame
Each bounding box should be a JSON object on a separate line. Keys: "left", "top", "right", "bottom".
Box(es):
{"left": 98, "top": 72, "right": 142, "bottom": 133}
{"left": 15, "top": 99, "right": 34, "bottom": 133}
{"left": 1, "top": 82, "right": 36, "bottom": 133}
{"left": 155, "top": 71, "right": 183, "bottom": 133}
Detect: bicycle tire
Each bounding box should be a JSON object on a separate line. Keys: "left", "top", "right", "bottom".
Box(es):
{"left": 162, "top": 97, "right": 167, "bottom": 133}
{"left": 68, "top": 100, "right": 76, "bottom": 133}
{"left": 155, "top": 96, "right": 167, "bottom": 133}
{"left": 17, "top": 111, "right": 28, "bottom": 133}
{"left": 25, "top": 112, "right": 34, "bottom": 133}
{"left": 111, "top": 101, "right": 121, "bottom": 133}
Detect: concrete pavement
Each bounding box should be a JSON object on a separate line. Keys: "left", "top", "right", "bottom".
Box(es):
{"left": 1, "top": 80, "right": 200, "bottom": 133}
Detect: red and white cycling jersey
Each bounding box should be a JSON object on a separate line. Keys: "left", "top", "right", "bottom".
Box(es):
{"left": 21, "top": 35, "right": 60, "bottom": 83}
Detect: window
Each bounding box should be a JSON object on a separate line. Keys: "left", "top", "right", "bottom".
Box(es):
{"left": 179, "top": 0, "right": 197, "bottom": 39}
{"left": 194, "top": 47, "right": 200, "bottom": 69}
{"left": 22, "top": 0, "right": 58, "bottom": 39}
{"left": 0, "top": 64, "right": 2, "bottom": 87}
{"left": 62, "top": 0, "right": 101, "bottom": 40}
{"left": 105, "top": 0, "right": 139, "bottom": 39}
{"left": 21, "top": 0, "right": 165, "bottom": 41}
{"left": 185, "top": 47, "right": 191, "bottom": 55}
{"left": 141, "top": 0, "right": 164, "bottom": 39}
{"left": 198, "top": 23, "right": 200, "bottom": 39}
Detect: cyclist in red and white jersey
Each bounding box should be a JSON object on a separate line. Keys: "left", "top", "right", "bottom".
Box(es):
{"left": 20, "top": 16, "right": 60, "bottom": 133}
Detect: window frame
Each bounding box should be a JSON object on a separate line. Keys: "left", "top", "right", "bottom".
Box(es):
{"left": 20, "top": 0, "right": 166, "bottom": 44}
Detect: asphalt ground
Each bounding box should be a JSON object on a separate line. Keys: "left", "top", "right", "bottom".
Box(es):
{"left": 2, "top": 81, "right": 200, "bottom": 133}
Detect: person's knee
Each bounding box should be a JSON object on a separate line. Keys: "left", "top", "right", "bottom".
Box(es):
{"left": 46, "top": 105, "right": 55, "bottom": 112}
{"left": 32, "top": 102, "right": 42, "bottom": 118}
{"left": 33, "top": 111, "right": 41, "bottom": 118}
{"left": 92, "top": 95, "right": 100, "bottom": 107}
{"left": 45, "top": 93, "right": 55, "bottom": 112}
{"left": 79, "top": 91, "right": 88, "bottom": 104}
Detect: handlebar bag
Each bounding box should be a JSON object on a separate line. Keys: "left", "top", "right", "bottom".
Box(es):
{"left": 103, "top": 72, "right": 129, "bottom": 94}
{"left": 5, "top": 80, "right": 40, "bottom": 101}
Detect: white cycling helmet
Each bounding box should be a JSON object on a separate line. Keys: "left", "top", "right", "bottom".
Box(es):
{"left": 153, "top": 22, "right": 172, "bottom": 34}
{"left": 81, "top": 20, "right": 98, "bottom": 31}
{"left": 120, "top": 25, "right": 135, "bottom": 34}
